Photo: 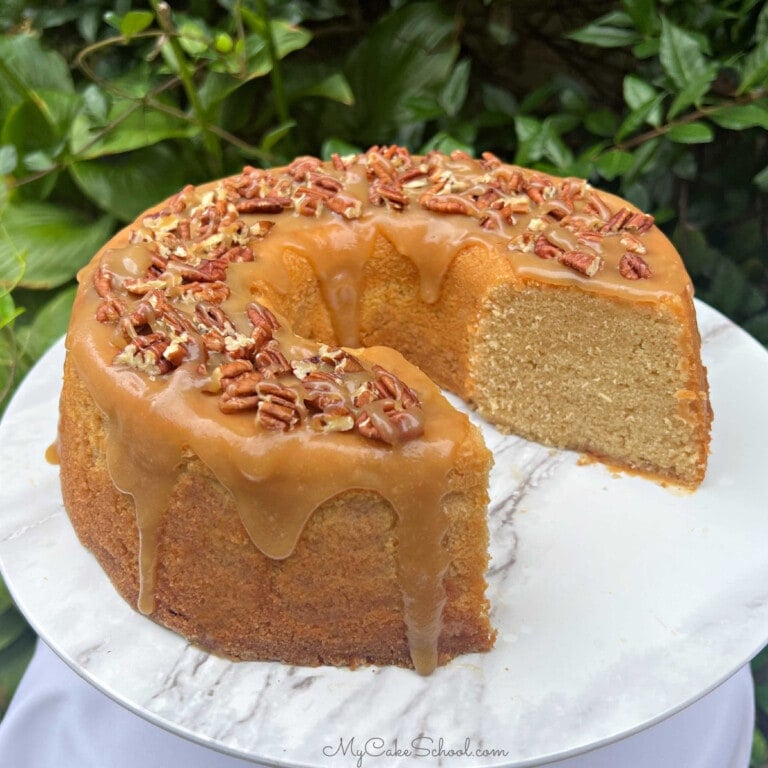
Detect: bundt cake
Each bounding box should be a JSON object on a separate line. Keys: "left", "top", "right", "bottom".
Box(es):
{"left": 58, "top": 146, "right": 711, "bottom": 674}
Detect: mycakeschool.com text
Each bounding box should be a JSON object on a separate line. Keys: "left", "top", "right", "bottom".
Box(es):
{"left": 321, "top": 735, "right": 510, "bottom": 767}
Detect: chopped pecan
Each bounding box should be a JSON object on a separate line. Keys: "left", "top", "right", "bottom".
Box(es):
{"left": 219, "top": 394, "right": 261, "bottom": 413}
{"left": 255, "top": 340, "right": 292, "bottom": 378}
{"left": 420, "top": 193, "right": 478, "bottom": 217}
{"left": 619, "top": 252, "right": 652, "bottom": 280}
{"left": 600, "top": 207, "right": 633, "bottom": 234}
{"left": 326, "top": 193, "right": 363, "bottom": 220}
{"left": 620, "top": 232, "right": 647, "bottom": 255}
{"left": 196, "top": 301, "right": 234, "bottom": 333}
{"left": 96, "top": 297, "right": 125, "bottom": 323}
{"left": 369, "top": 180, "right": 408, "bottom": 210}
{"left": 533, "top": 234, "right": 562, "bottom": 260}
{"left": 303, "top": 370, "right": 346, "bottom": 411}
{"left": 256, "top": 381, "right": 304, "bottom": 430}
{"left": 93, "top": 265, "right": 114, "bottom": 298}
{"left": 584, "top": 191, "right": 611, "bottom": 221}
{"left": 247, "top": 302, "right": 279, "bottom": 349}
{"left": 355, "top": 402, "right": 424, "bottom": 445}
{"left": 372, "top": 365, "right": 420, "bottom": 409}
{"left": 480, "top": 151, "right": 502, "bottom": 170}
{"left": 235, "top": 197, "right": 291, "bottom": 214}
{"left": 558, "top": 250, "right": 603, "bottom": 277}
{"left": 177, "top": 281, "right": 230, "bottom": 303}
{"left": 626, "top": 211, "right": 654, "bottom": 234}
{"left": 286, "top": 156, "right": 322, "bottom": 180}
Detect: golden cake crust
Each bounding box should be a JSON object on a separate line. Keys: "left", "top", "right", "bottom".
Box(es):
{"left": 58, "top": 146, "right": 712, "bottom": 673}
{"left": 59, "top": 356, "right": 495, "bottom": 668}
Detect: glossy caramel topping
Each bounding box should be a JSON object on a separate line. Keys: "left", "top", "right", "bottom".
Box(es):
{"left": 67, "top": 147, "right": 693, "bottom": 673}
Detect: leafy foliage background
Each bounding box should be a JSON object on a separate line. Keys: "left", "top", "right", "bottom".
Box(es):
{"left": 0, "top": 0, "right": 767, "bottom": 761}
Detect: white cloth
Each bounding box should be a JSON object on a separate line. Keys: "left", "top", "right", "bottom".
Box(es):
{"left": 0, "top": 641, "right": 755, "bottom": 768}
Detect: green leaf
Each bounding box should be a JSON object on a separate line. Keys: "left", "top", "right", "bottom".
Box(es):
{"left": 0, "top": 293, "right": 24, "bottom": 331}
{"left": 120, "top": 10, "right": 154, "bottom": 41}
{"left": 738, "top": 38, "right": 768, "bottom": 94}
{"left": 320, "top": 138, "right": 362, "bottom": 160}
{"left": 514, "top": 115, "right": 543, "bottom": 164}
{"left": 177, "top": 17, "right": 211, "bottom": 56}
{"left": 615, "top": 93, "right": 665, "bottom": 140}
{"left": 623, "top": 75, "right": 661, "bottom": 127}
{"left": 541, "top": 118, "right": 574, "bottom": 169}
{"left": 633, "top": 38, "right": 659, "bottom": 59}
{"left": 259, "top": 121, "right": 296, "bottom": 153}
{"left": 1, "top": 90, "right": 82, "bottom": 158}
{"left": 82, "top": 85, "right": 110, "bottom": 123}
{"left": 70, "top": 144, "right": 192, "bottom": 223}
{"left": 0, "top": 145, "right": 17, "bottom": 175}
{"left": 482, "top": 84, "right": 517, "bottom": 116}
{"left": 242, "top": 12, "right": 312, "bottom": 59}
{"left": 596, "top": 149, "right": 635, "bottom": 180}
{"left": 420, "top": 131, "right": 474, "bottom": 157}
{"left": 270, "top": 20, "right": 313, "bottom": 59}
{"left": 0, "top": 607, "right": 28, "bottom": 653}
{"left": 0, "top": 632, "right": 36, "bottom": 714}
{"left": 753, "top": 163, "right": 768, "bottom": 192}
{"left": 21, "top": 151, "right": 55, "bottom": 173}
{"left": 621, "top": 0, "right": 657, "bottom": 36}
{"left": 0, "top": 216, "right": 26, "bottom": 290}
{"left": 16, "top": 285, "right": 77, "bottom": 363}
{"left": 439, "top": 59, "right": 471, "bottom": 117}
{"left": 623, "top": 75, "right": 659, "bottom": 117}
{"left": 0, "top": 202, "right": 114, "bottom": 289}
{"left": 667, "top": 64, "right": 718, "bottom": 119}
{"left": 0, "top": 34, "right": 74, "bottom": 125}
{"left": 197, "top": 22, "right": 311, "bottom": 112}
{"left": 567, "top": 11, "right": 640, "bottom": 48}
{"left": 752, "top": 727, "right": 768, "bottom": 767}
{"left": 666, "top": 122, "right": 714, "bottom": 143}
{"left": 659, "top": 17, "right": 711, "bottom": 90}
{"left": 341, "top": 3, "right": 458, "bottom": 142}
{"left": 584, "top": 108, "right": 618, "bottom": 137}
{"left": 70, "top": 101, "right": 194, "bottom": 159}
{"left": 0, "top": 579, "right": 11, "bottom": 612}
{"left": 103, "top": 11, "right": 123, "bottom": 31}
{"left": 295, "top": 72, "right": 354, "bottom": 105}
{"left": 710, "top": 104, "right": 768, "bottom": 130}
{"left": 758, "top": 2, "right": 768, "bottom": 39}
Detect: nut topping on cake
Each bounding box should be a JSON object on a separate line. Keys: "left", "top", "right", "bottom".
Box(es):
{"left": 91, "top": 147, "right": 669, "bottom": 443}
{"left": 619, "top": 252, "right": 653, "bottom": 280}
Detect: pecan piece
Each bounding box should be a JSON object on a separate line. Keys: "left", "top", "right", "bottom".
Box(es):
{"left": 355, "top": 402, "right": 424, "bottom": 445}
{"left": 256, "top": 381, "right": 304, "bottom": 430}
{"left": 255, "top": 340, "right": 292, "bottom": 378}
{"left": 93, "top": 265, "right": 114, "bottom": 298}
{"left": 558, "top": 250, "right": 603, "bottom": 277}
{"left": 326, "top": 193, "right": 363, "bottom": 220}
{"left": 533, "top": 234, "right": 562, "bottom": 260}
{"left": 599, "top": 207, "right": 633, "bottom": 234}
{"left": 177, "top": 281, "right": 230, "bottom": 303}
{"left": 619, "top": 252, "right": 652, "bottom": 280}
{"left": 372, "top": 365, "right": 420, "bottom": 409}
{"left": 236, "top": 197, "right": 291, "bottom": 214}
{"left": 96, "top": 297, "right": 125, "bottom": 323}
{"left": 420, "top": 194, "right": 478, "bottom": 217}
{"left": 369, "top": 181, "right": 408, "bottom": 210}
{"left": 480, "top": 151, "right": 502, "bottom": 170}
{"left": 247, "top": 302, "right": 279, "bottom": 349}
{"left": 303, "top": 370, "right": 346, "bottom": 411}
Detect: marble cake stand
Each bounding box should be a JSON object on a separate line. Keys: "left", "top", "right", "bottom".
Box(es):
{"left": 1, "top": 300, "right": 768, "bottom": 767}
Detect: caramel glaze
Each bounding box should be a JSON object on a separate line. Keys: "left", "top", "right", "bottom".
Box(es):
{"left": 65, "top": 149, "right": 695, "bottom": 673}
